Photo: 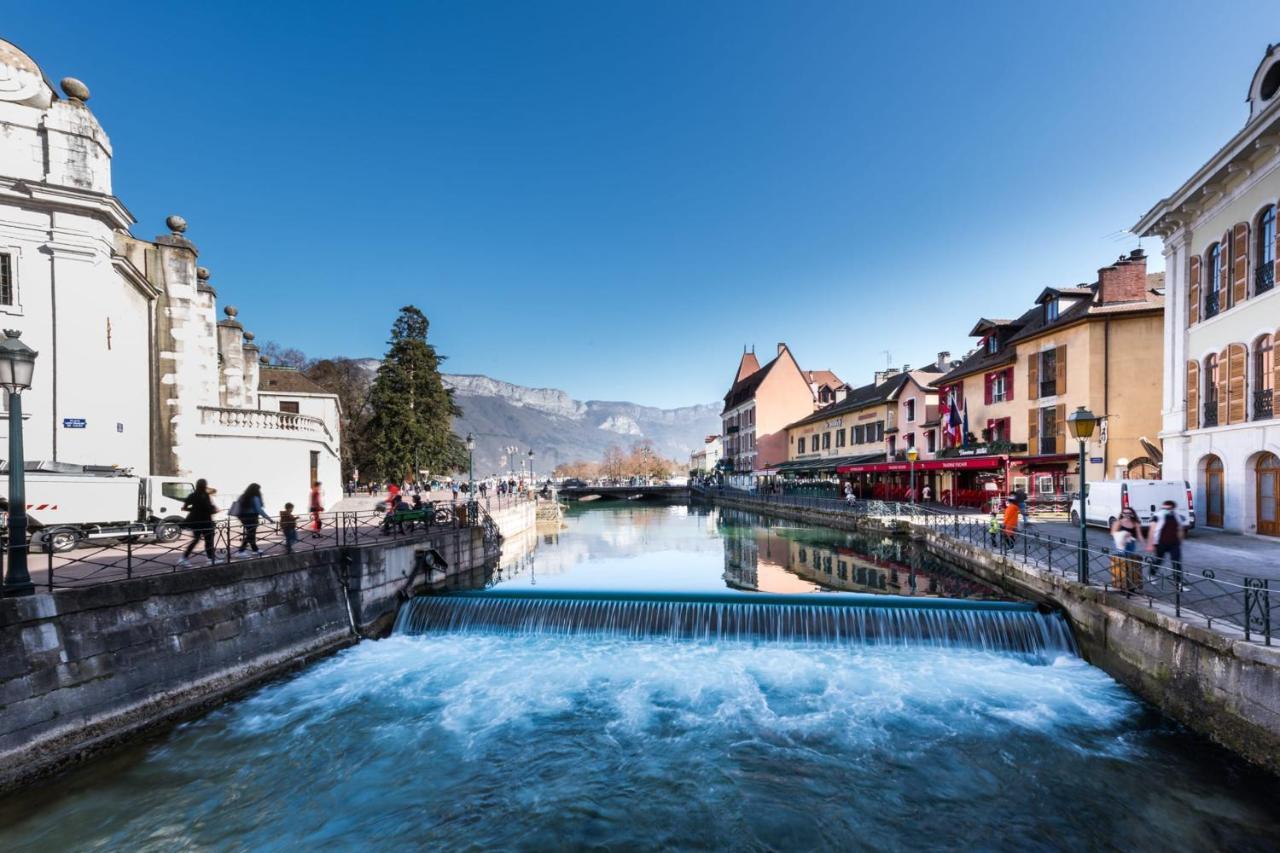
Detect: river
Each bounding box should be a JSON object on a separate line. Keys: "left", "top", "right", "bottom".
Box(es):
{"left": 0, "top": 503, "right": 1276, "bottom": 850}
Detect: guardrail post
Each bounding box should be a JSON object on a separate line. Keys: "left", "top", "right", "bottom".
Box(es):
{"left": 126, "top": 532, "right": 133, "bottom": 579}
{"left": 46, "top": 540, "right": 53, "bottom": 590}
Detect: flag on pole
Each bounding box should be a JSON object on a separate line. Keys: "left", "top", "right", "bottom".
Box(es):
{"left": 946, "top": 390, "right": 962, "bottom": 445}
{"left": 961, "top": 399, "right": 970, "bottom": 448}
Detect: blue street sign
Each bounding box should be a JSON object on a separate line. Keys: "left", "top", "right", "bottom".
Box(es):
{"left": 116, "top": 422, "right": 124, "bottom": 433}
{"left": 62, "top": 418, "right": 86, "bottom": 429}
{"left": 1089, "top": 457, "right": 1103, "bottom": 464}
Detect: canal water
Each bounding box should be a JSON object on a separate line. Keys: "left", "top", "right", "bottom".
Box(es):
{"left": 1, "top": 504, "right": 1277, "bottom": 849}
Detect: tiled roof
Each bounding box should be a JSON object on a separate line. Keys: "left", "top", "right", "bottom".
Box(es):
{"left": 260, "top": 366, "right": 328, "bottom": 394}
{"left": 785, "top": 373, "right": 910, "bottom": 430}
{"left": 805, "top": 369, "right": 844, "bottom": 388}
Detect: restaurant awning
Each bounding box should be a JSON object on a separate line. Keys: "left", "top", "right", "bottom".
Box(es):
{"left": 837, "top": 455, "right": 1006, "bottom": 474}
{"left": 772, "top": 453, "right": 884, "bottom": 474}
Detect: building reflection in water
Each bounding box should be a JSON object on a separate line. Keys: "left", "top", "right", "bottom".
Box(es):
{"left": 716, "top": 508, "right": 999, "bottom": 599}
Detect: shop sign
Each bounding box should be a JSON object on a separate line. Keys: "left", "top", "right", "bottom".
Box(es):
{"left": 824, "top": 417, "right": 843, "bottom": 429}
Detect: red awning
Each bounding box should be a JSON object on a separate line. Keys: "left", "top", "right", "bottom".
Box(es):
{"left": 1011, "top": 454, "right": 1077, "bottom": 468}
{"left": 837, "top": 456, "right": 1006, "bottom": 474}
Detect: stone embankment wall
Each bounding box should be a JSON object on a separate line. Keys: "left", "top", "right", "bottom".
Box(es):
{"left": 0, "top": 501, "right": 537, "bottom": 791}
{"left": 697, "top": 492, "right": 1280, "bottom": 774}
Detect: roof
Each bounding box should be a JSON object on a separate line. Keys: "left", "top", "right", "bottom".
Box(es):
{"left": 722, "top": 354, "right": 779, "bottom": 411}
{"left": 937, "top": 307, "right": 1033, "bottom": 386}
{"left": 734, "top": 351, "right": 761, "bottom": 384}
{"left": 785, "top": 373, "right": 911, "bottom": 431}
{"left": 260, "top": 366, "right": 328, "bottom": 395}
{"left": 805, "top": 369, "right": 843, "bottom": 388}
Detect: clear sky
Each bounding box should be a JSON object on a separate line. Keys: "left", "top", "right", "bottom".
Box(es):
{"left": 6, "top": 1, "right": 1274, "bottom": 407}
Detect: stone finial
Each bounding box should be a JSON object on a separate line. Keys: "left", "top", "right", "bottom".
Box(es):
{"left": 196, "top": 266, "right": 210, "bottom": 281}
{"left": 260, "top": 356, "right": 270, "bottom": 365}
{"left": 224, "top": 306, "right": 238, "bottom": 318}
{"left": 243, "top": 331, "right": 255, "bottom": 342}
{"left": 166, "top": 215, "right": 187, "bottom": 235}
{"left": 60, "top": 77, "right": 90, "bottom": 102}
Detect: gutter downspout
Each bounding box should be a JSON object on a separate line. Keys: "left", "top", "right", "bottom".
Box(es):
{"left": 1103, "top": 319, "right": 1110, "bottom": 478}
{"left": 49, "top": 250, "right": 57, "bottom": 461}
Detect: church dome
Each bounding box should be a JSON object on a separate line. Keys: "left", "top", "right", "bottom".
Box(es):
{"left": 0, "top": 38, "right": 56, "bottom": 109}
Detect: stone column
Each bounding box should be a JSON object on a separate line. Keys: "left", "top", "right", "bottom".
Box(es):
{"left": 217, "top": 306, "right": 246, "bottom": 408}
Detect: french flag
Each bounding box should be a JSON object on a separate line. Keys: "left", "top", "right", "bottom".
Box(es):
{"left": 946, "top": 391, "right": 962, "bottom": 444}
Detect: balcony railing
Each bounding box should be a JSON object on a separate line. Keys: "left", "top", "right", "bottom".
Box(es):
{"left": 1255, "top": 389, "right": 1274, "bottom": 421}
{"left": 1203, "top": 398, "right": 1219, "bottom": 427}
{"left": 1039, "top": 435, "right": 1058, "bottom": 455}
{"left": 1257, "top": 262, "right": 1276, "bottom": 296}
{"left": 1203, "top": 290, "right": 1221, "bottom": 319}
{"left": 1039, "top": 380, "right": 1057, "bottom": 398}
{"left": 199, "top": 406, "right": 334, "bottom": 443}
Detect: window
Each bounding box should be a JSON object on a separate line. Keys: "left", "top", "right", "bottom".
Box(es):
{"left": 988, "top": 370, "right": 1008, "bottom": 403}
{"left": 1263, "top": 62, "right": 1280, "bottom": 100}
{"left": 279, "top": 401, "right": 300, "bottom": 414}
{"left": 822, "top": 432, "right": 831, "bottom": 450}
{"left": 926, "top": 430, "right": 936, "bottom": 452}
{"left": 1205, "top": 243, "right": 1223, "bottom": 318}
{"left": 1039, "top": 349, "right": 1057, "bottom": 397}
{"left": 888, "top": 436, "right": 897, "bottom": 456}
{"left": 797, "top": 437, "right": 806, "bottom": 454}
{"left": 836, "top": 429, "right": 846, "bottom": 448}
{"left": 161, "top": 482, "right": 195, "bottom": 500}
{"left": 986, "top": 335, "right": 999, "bottom": 354}
{"left": 1258, "top": 206, "right": 1276, "bottom": 295}
{"left": 986, "top": 417, "right": 1010, "bottom": 443}
{"left": 905, "top": 432, "right": 915, "bottom": 448}
{"left": 1044, "top": 298, "right": 1059, "bottom": 322}
{"left": 854, "top": 425, "right": 865, "bottom": 444}
{"left": 0, "top": 253, "right": 11, "bottom": 306}
{"left": 1255, "top": 334, "right": 1274, "bottom": 421}
{"left": 905, "top": 399, "right": 916, "bottom": 422}
{"left": 1204, "top": 353, "right": 1220, "bottom": 427}
{"left": 1035, "top": 474, "right": 1055, "bottom": 495}
{"left": 1039, "top": 406, "right": 1058, "bottom": 454}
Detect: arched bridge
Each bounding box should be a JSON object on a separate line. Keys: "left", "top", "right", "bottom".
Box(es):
{"left": 557, "top": 484, "right": 690, "bottom": 502}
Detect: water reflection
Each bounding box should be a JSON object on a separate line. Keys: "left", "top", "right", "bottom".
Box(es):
{"left": 454, "top": 504, "right": 1001, "bottom": 599}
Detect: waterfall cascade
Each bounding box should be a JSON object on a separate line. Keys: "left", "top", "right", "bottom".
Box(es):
{"left": 394, "top": 590, "right": 1077, "bottom": 655}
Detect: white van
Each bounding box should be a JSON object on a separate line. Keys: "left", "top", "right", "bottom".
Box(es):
{"left": 1070, "top": 480, "right": 1195, "bottom": 531}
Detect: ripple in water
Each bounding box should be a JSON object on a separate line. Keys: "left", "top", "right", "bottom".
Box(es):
{"left": 1, "top": 636, "right": 1277, "bottom": 850}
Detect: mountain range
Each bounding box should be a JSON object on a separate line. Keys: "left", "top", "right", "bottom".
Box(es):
{"left": 353, "top": 362, "right": 719, "bottom": 476}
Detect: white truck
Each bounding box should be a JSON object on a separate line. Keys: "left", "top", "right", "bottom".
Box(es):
{"left": 1069, "top": 479, "right": 1196, "bottom": 532}
{"left": 0, "top": 462, "right": 195, "bottom": 552}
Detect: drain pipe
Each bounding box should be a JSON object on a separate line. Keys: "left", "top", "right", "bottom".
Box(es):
{"left": 331, "top": 553, "right": 358, "bottom": 637}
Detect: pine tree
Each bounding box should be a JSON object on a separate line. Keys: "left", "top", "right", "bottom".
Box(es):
{"left": 362, "top": 306, "right": 466, "bottom": 482}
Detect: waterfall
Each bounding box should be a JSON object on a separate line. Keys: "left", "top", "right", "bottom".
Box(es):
{"left": 394, "top": 590, "right": 1076, "bottom": 655}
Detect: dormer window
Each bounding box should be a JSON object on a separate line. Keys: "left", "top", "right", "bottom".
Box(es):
{"left": 1044, "top": 298, "right": 1059, "bottom": 322}
{"left": 986, "top": 335, "right": 999, "bottom": 355}
{"left": 1263, "top": 62, "right": 1280, "bottom": 101}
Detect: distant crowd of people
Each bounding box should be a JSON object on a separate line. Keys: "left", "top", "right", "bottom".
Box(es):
{"left": 176, "top": 479, "right": 324, "bottom": 567}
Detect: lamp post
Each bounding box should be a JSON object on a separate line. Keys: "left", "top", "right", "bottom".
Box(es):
{"left": 1066, "top": 406, "right": 1099, "bottom": 585}
{"left": 906, "top": 446, "right": 919, "bottom": 503}
{"left": 504, "top": 445, "right": 518, "bottom": 481}
{"left": 527, "top": 449, "right": 535, "bottom": 487}
{"left": 465, "top": 433, "right": 476, "bottom": 514}
{"left": 1, "top": 330, "right": 38, "bottom": 597}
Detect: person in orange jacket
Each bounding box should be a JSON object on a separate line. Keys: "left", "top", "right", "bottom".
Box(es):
{"left": 1001, "top": 496, "right": 1021, "bottom": 547}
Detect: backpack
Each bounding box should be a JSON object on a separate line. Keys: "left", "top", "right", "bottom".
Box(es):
{"left": 228, "top": 498, "right": 241, "bottom": 518}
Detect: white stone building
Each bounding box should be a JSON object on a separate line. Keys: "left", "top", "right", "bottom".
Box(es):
{"left": 689, "top": 434, "right": 722, "bottom": 474}
{"left": 0, "top": 39, "right": 341, "bottom": 510}
{"left": 1135, "top": 43, "right": 1280, "bottom": 536}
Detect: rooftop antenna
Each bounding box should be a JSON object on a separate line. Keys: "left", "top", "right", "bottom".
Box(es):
{"left": 882, "top": 350, "right": 892, "bottom": 369}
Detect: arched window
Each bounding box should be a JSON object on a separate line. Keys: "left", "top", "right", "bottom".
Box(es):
{"left": 1203, "top": 353, "right": 1219, "bottom": 426}
{"left": 1255, "top": 334, "right": 1275, "bottom": 420}
{"left": 1205, "top": 243, "right": 1223, "bottom": 318}
{"left": 1204, "top": 455, "right": 1225, "bottom": 528}
{"left": 1259, "top": 205, "right": 1277, "bottom": 295}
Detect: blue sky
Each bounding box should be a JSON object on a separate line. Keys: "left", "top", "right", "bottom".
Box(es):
{"left": 7, "top": 1, "right": 1274, "bottom": 407}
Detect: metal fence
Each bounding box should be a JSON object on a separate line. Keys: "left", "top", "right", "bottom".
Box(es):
{"left": 11, "top": 502, "right": 498, "bottom": 590}
{"left": 697, "top": 485, "right": 1272, "bottom": 645}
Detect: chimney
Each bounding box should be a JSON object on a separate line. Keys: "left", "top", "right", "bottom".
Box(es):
{"left": 873, "top": 370, "right": 885, "bottom": 385}
{"left": 936, "top": 351, "right": 950, "bottom": 370}
{"left": 1097, "top": 249, "right": 1148, "bottom": 305}
{"left": 902, "top": 363, "right": 910, "bottom": 374}
{"left": 777, "top": 342, "right": 786, "bottom": 356}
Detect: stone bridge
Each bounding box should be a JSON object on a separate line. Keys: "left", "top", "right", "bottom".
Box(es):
{"left": 557, "top": 484, "right": 690, "bottom": 502}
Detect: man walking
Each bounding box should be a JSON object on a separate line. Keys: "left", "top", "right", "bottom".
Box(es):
{"left": 1147, "top": 500, "right": 1186, "bottom": 589}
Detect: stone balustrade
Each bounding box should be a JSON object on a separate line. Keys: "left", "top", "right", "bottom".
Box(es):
{"left": 198, "top": 406, "right": 334, "bottom": 444}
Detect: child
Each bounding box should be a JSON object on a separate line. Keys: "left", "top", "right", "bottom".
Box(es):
{"left": 987, "top": 511, "right": 1001, "bottom": 547}
{"left": 280, "top": 502, "right": 299, "bottom": 554}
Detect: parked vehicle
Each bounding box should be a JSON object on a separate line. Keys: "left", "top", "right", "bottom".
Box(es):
{"left": 1070, "top": 479, "right": 1195, "bottom": 531}
{"left": 0, "top": 461, "right": 195, "bottom": 552}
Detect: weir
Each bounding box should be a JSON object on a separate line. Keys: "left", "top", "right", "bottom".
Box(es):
{"left": 394, "top": 590, "right": 1077, "bottom": 655}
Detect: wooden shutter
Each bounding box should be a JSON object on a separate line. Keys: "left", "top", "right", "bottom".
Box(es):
{"left": 1028, "top": 354, "right": 1039, "bottom": 401}
{"left": 1232, "top": 222, "right": 1249, "bottom": 306}
{"left": 984, "top": 373, "right": 993, "bottom": 405}
{"left": 1027, "top": 409, "right": 1038, "bottom": 455}
{"left": 1275, "top": 329, "right": 1280, "bottom": 407}
{"left": 1222, "top": 231, "right": 1233, "bottom": 308}
{"left": 1005, "top": 367, "right": 1014, "bottom": 402}
{"left": 1055, "top": 345, "right": 1067, "bottom": 396}
{"left": 1186, "top": 360, "right": 1199, "bottom": 430}
{"left": 1217, "top": 347, "right": 1229, "bottom": 427}
{"left": 1189, "top": 256, "right": 1201, "bottom": 325}
{"left": 1055, "top": 404, "right": 1066, "bottom": 451}
{"left": 1228, "top": 343, "right": 1246, "bottom": 424}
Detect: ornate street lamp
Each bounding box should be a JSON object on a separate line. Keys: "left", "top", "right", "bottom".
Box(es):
{"left": 465, "top": 432, "right": 476, "bottom": 494}
{"left": 0, "top": 330, "right": 38, "bottom": 596}
{"left": 906, "top": 446, "right": 919, "bottom": 503}
{"left": 527, "top": 449, "right": 535, "bottom": 486}
{"left": 1066, "top": 406, "right": 1099, "bottom": 585}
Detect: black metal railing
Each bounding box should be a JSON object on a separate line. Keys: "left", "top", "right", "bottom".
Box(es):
{"left": 1256, "top": 261, "right": 1275, "bottom": 296}
{"left": 29, "top": 503, "right": 499, "bottom": 590}
{"left": 1255, "top": 388, "right": 1274, "bottom": 421}
{"left": 1039, "top": 380, "right": 1057, "bottom": 398}
{"left": 1039, "top": 435, "right": 1059, "bottom": 454}
{"left": 1204, "top": 289, "right": 1221, "bottom": 319}
{"left": 1203, "top": 398, "right": 1220, "bottom": 427}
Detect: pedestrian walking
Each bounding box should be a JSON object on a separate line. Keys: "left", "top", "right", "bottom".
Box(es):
{"left": 922, "top": 484, "right": 933, "bottom": 502}
{"left": 177, "top": 479, "right": 218, "bottom": 567}
{"left": 233, "top": 483, "right": 272, "bottom": 557}
{"left": 1146, "top": 500, "right": 1187, "bottom": 589}
{"left": 1110, "top": 507, "right": 1146, "bottom": 591}
{"left": 280, "top": 502, "right": 299, "bottom": 554}
{"left": 309, "top": 481, "right": 324, "bottom": 535}
{"left": 1002, "top": 496, "right": 1021, "bottom": 548}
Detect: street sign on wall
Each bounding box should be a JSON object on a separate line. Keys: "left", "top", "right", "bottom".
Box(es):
{"left": 62, "top": 418, "right": 86, "bottom": 429}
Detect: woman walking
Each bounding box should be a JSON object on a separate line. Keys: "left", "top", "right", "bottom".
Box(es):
{"left": 177, "top": 479, "right": 218, "bottom": 568}
{"left": 234, "top": 483, "right": 272, "bottom": 557}
{"left": 1109, "top": 507, "right": 1147, "bottom": 592}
